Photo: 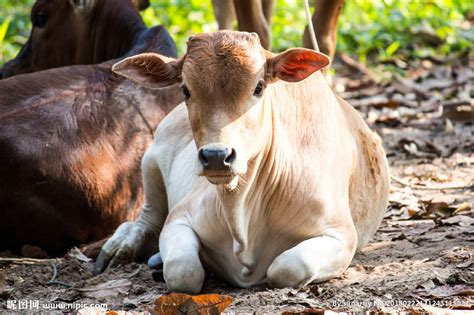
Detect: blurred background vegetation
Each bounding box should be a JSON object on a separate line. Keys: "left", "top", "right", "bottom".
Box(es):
{"left": 0, "top": 0, "right": 473, "bottom": 66}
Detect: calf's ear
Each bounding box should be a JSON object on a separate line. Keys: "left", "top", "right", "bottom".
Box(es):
{"left": 112, "top": 53, "right": 181, "bottom": 89}
{"left": 267, "top": 48, "right": 330, "bottom": 83}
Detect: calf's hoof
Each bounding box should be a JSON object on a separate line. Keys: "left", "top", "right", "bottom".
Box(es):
{"left": 148, "top": 252, "right": 163, "bottom": 270}
{"left": 163, "top": 257, "right": 205, "bottom": 294}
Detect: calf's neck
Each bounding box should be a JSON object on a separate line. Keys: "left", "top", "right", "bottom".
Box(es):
{"left": 96, "top": 31, "right": 390, "bottom": 293}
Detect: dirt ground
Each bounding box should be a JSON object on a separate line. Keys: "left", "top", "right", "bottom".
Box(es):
{"left": 1, "top": 55, "right": 473, "bottom": 314}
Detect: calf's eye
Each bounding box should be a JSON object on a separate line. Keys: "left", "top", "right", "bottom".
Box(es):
{"left": 253, "top": 80, "right": 265, "bottom": 97}
{"left": 34, "top": 13, "right": 48, "bottom": 28}
{"left": 181, "top": 85, "right": 191, "bottom": 99}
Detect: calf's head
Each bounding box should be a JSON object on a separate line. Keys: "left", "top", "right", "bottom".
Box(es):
{"left": 2, "top": 0, "right": 148, "bottom": 78}
{"left": 113, "top": 31, "right": 329, "bottom": 188}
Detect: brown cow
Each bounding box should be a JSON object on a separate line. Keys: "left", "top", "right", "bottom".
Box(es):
{"left": 1, "top": 0, "right": 151, "bottom": 78}
{"left": 212, "top": 0, "right": 344, "bottom": 59}
{"left": 303, "top": 0, "right": 345, "bottom": 60}
{"left": 95, "top": 31, "right": 390, "bottom": 292}
{"left": 0, "top": 25, "right": 181, "bottom": 254}
{"left": 212, "top": 0, "right": 273, "bottom": 49}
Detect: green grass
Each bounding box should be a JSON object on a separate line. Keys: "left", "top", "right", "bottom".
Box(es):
{"left": 0, "top": 0, "right": 472, "bottom": 65}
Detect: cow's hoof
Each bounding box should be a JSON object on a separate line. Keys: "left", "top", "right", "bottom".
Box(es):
{"left": 149, "top": 252, "right": 165, "bottom": 282}
{"left": 93, "top": 221, "right": 157, "bottom": 275}
{"left": 163, "top": 257, "right": 205, "bottom": 294}
{"left": 148, "top": 252, "right": 163, "bottom": 269}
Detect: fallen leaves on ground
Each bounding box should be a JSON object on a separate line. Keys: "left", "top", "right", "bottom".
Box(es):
{"left": 410, "top": 201, "right": 472, "bottom": 220}
{"left": 282, "top": 309, "right": 340, "bottom": 315}
{"left": 417, "top": 304, "right": 474, "bottom": 315}
{"left": 413, "top": 284, "right": 474, "bottom": 298}
{"left": 0, "top": 270, "right": 11, "bottom": 298}
{"left": 153, "top": 293, "right": 233, "bottom": 315}
{"left": 78, "top": 279, "right": 132, "bottom": 298}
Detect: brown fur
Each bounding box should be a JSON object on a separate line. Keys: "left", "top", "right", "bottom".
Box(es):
{"left": 0, "top": 0, "right": 167, "bottom": 78}
{"left": 0, "top": 26, "right": 181, "bottom": 254}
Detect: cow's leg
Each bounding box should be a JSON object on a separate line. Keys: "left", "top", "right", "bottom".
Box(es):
{"left": 233, "top": 0, "right": 270, "bottom": 49}
{"left": 267, "top": 226, "right": 356, "bottom": 288}
{"left": 212, "top": 0, "right": 235, "bottom": 30}
{"left": 303, "top": 0, "right": 345, "bottom": 60}
{"left": 94, "top": 148, "right": 168, "bottom": 274}
{"left": 160, "top": 218, "right": 205, "bottom": 294}
{"left": 261, "top": 0, "right": 274, "bottom": 24}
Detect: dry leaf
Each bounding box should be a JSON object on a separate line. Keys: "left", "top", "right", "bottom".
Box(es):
{"left": 78, "top": 279, "right": 132, "bottom": 298}
{"left": 416, "top": 201, "right": 472, "bottom": 219}
{"left": 442, "top": 103, "right": 474, "bottom": 122}
{"left": 426, "top": 202, "right": 452, "bottom": 217}
{"left": 154, "top": 293, "right": 233, "bottom": 315}
{"left": 453, "top": 203, "right": 472, "bottom": 214}
{"left": 414, "top": 284, "right": 474, "bottom": 298}
{"left": 282, "top": 309, "right": 340, "bottom": 315}
{"left": 441, "top": 215, "right": 474, "bottom": 227}
{"left": 104, "top": 310, "right": 148, "bottom": 315}
{"left": 78, "top": 307, "right": 109, "bottom": 315}
{"left": 418, "top": 303, "right": 472, "bottom": 314}
{"left": 350, "top": 95, "right": 400, "bottom": 109}
{"left": 343, "top": 264, "right": 374, "bottom": 285}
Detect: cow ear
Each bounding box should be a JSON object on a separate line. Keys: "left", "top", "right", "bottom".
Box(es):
{"left": 131, "top": 0, "right": 150, "bottom": 11}
{"left": 112, "top": 53, "right": 181, "bottom": 89}
{"left": 267, "top": 48, "right": 330, "bottom": 83}
{"left": 70, "top": 0, "right": 95, "bottom": 14}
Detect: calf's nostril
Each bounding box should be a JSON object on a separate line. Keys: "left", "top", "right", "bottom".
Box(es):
{"left": 224, "top": 148, "right": 236, "bottom": 165}
{"left": 198, "top": 149, "right": 208, "bottom": 167}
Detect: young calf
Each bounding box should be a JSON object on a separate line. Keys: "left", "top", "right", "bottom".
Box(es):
{"left": 96, "top": 31, "right": 389, "bottom": 292}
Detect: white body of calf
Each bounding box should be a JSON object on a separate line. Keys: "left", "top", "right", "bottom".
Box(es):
{"left": 96, "top": 31, "right": 389, "bottom": 293}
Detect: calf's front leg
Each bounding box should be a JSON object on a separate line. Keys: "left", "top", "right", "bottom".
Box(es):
{"left": 267, "top": 227, "right": 357, "bottom": 288}
{"left": 160, "top": 218, "right": 205, "bottom": 294}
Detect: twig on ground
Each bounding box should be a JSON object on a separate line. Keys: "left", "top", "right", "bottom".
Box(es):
{"left": 0, "top": 257, "right": 60, "bottom": 265}
{"left": 47, "top": 262, "right": 72, "bottom": 288}
{"left": 391, "top": 175, "right": 474, "bottom": 190}
{"left": 127, "top": 265, "right": 142, "bottom": 278}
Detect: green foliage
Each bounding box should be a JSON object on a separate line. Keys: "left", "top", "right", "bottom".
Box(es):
{"left": 338, "top": 0, "right": 474, "bottom": 62}
{"left": 0, "top": 0, "right": 33, "bottom": 63}
{"left": 0, "top": 0, "right": 472, "bottom": 66}
{"left": 141, "top": 0, "right": 218, "bottom": 55}
{"left": 141, "top": 0, "right": 308, "bottom": 55}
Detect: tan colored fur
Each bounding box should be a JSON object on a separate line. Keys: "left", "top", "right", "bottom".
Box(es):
{"left": 98, "top": 31, "right": 389, "bottom": 293}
